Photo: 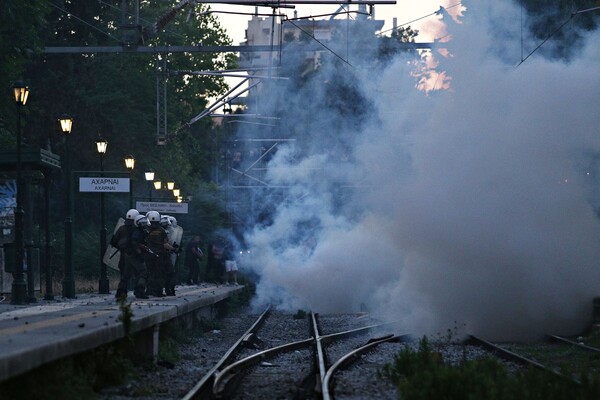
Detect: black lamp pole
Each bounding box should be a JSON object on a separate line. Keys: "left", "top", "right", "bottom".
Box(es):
{"left": 145, "top": 170, "right": 154, "bottom": 201}
{"left": 153, "top": 180, "right": 162, "bottom": 200}
{"left": 43, "top": 174, "right": 53, "bottom": 300}
{"left": 10, "top": 81, "right": 29, "bottom": 305}
{"left": 96, "top": 137, "right": 109, "bottom": 294}
{"left": 60, "top": 114, "right": 75, "bottom": 298}
{"left": 124, "top": 155, "right": 135, "bottom": 208}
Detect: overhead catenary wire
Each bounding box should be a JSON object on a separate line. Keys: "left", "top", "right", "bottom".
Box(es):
{"left": 49, "top": 1, "right": 121, "bottom": 43}
{"left": 377, "top": 2, "right": 463, "bottom": 36}
{"left": 285, "top": 18, "right": 353, "bottom": 66}
{"left": 516, "top": 6, "right": 600, "bottom": 67}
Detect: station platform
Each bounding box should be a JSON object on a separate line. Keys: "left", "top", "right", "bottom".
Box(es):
{"left": 0, "top": 283, "right": 244, "bottom": 383}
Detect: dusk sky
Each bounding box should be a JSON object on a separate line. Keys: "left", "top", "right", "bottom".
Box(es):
{"left": 212, "top": 0, "right": 465, "bottom": 44}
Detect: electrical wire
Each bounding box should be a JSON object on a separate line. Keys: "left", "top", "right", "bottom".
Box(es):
{"left": 284, "top": 18, "right": 352, "bottom": 66}
{"left": 378, "top": 2, "right": 463, "bottom": 36}
{"left": 516, "top": 5, "right": 600, "bottom": 67}
{"left": 515, "top": 11, "right": 576, "bottom": 67}
{"left": 49, "top": 1, "right": 121, "bottom": 43}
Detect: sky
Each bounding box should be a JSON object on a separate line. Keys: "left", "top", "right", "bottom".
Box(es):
{"left": 211, "top": 0, "right": 464, "bottom": 45}
{"left": 218, "top": 0, "right": 600, "bottom": 342}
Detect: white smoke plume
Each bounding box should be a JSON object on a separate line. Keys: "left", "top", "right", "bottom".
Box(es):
{"left": 239, "top": 1, "right": 600, "bottom": 340}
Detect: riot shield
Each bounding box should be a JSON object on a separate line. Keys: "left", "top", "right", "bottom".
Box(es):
{"left": 167, "top": 224, "right": 183, "bottom": 266}
{"left": 103, "top": 217, "right": 124, "bottom": 271}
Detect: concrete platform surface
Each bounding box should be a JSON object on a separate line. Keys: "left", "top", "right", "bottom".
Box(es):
{"left": 0, "top": 283, "right": 244, "bottom": 383}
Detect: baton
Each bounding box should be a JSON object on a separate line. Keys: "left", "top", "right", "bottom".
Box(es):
{"left": 109, "top": 248, "right": 120, "bottom": 259}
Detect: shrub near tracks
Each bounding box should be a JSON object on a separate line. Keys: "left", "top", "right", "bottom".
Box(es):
{"left": 380, "top": 336, "right": 600, "bottom": 400}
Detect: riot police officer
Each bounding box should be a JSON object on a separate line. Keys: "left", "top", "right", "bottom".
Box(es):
{"left": 160, "top": 216, "right": 178, "bottom": 296}
{"left": 145, "top": 211, "right": 176, "bottom": 297}
{"left": 111, "top": 209, "right": 149, "bottom": 299}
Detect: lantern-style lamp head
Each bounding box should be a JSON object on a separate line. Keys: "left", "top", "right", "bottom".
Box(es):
{"left": 13, "top": 81, "right": 30, "bottom": 106}
{"left": 167, "top": 180, "right": 175, "bottom": 190}
{"left": 173, "top": 188, "right": 180, "bottom": 197}
{"left": 95, "top": 137, "right": 108, "bottom": 154}
{"left": 145, "top": 170, "right": 155, "bottom": 181}
{"left": 58, "top": 114, "right": 73, "bottom": 135}
{"left": 153, "top": 180, "right": 162, "bottom": 190}
{"left": 124, "top": 155, "right": 135, "bottom": 170}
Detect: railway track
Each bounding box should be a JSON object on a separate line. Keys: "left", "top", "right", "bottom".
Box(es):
{"left": 94, "top": 309, "right": 600, "bottom": 399}
{"left": 182, "top": 309, "right": 407, "bottom": 399}
{"left": 466, "top": 334, "right": 600, "bottom": 382}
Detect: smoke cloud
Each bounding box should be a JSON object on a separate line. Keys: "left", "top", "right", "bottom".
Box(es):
{"left": 236, "top": 1, "right": 600, "bottom": 340}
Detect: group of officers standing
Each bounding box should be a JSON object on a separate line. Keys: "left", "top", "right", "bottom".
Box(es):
{"left": 110, "top": 208, "right": 178, "bottom": 300}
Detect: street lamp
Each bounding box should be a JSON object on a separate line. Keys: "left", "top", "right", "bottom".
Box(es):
{"left": 145, "top": 170, "right": 155, "bottom": 200}
{"left": 166, "top": 180, "right": 175, "bottom": 191}
{"left": 10, "top": 81, "right": 29, "bottom": 304}
{"left": 153, "top": 180, "right": 162, "bottom": 190}
{"left": 96, "top": 136, "right": 109, "bottom": 294}
{"left": 173, "top": 188, "right": 180, "bottom": 197}
{"left": 59, "top": 114, "right": 75, "bottom": 298}
{"left": 124, "top": 155, "right": 135, "bottom": 208}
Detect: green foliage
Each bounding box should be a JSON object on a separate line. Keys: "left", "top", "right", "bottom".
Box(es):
{"left": 0, "top": 2, "right": 242, "bottom": 278}
{"left": 380, "top": 336, "right": 600, "bottom": 400}
{"left": 118, "top": 297, "right": 134, "bottom": 341}
{"left": 517, "top": 0, "right": 600, "bottom": 60}
{"left": 0, "top": 342, "right": 133, "bottom": 400}
{"left": 294, "top": 309, "right": 307, "bottom": 319}
{"left": 158, "top": 336, "right": 181, "bottom": 365}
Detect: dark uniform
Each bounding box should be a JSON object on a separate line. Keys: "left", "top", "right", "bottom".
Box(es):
{"left": 111, "top": 220, "right": 148, "bottom": 299}
{"left": 163, "top": 240, "right": 177, "bottom": 296}
{"left": 145, "top": 222, "right": 169, "bottom": 297}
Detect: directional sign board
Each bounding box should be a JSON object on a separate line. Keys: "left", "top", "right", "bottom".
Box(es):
{"left": 79, "top": 177, "right": 130, "bottom": 192}
{"left": 136, "top": 201, "right": 188, "bottom": 214}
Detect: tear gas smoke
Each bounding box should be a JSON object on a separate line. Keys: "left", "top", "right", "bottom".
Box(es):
{"left": 235, "top": 1, "right": 600, "bottom": 340}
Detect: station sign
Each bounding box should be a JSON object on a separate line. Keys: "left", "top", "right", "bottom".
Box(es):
{"left": 136, "top": 201, "right": 188, "bottom": 214}
{"left": 79, "top": 177, "right": 130, "bottom": 193}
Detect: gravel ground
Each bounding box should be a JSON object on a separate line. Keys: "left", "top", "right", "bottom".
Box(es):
{"left": 98, "top": 307, "right": 259, "bottom": 399}
{"left": 97, "top": 309, "right": 526, "bottom": 399}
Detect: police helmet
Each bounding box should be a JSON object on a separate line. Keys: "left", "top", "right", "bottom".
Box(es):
{"left": 160, "top": 216, "right": 171, "bottom": 227}
{"left": 134, "top": 215, "right": 149, "bottom": 227}
{"left": 126, "top": 209, "right": 140, "bottom": 220}
{"left": 147, "top": 210, "right": 161, "bottom": 222}
{"left": 168, "top": 216, "right": 177, "bottom": 227}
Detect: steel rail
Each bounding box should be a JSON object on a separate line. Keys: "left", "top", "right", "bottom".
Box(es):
{"left": 466, "top": 335, "right": 576, "bottom": 382}
{"left": 548, "top": 335, "right": 600, "bottom": 353}
{"left": 322, "top": 334, "right": 409, "bottom": 400}
{"left": 319, "top": 319, "right": 404, "bottom": 345}
{"left": 212, "top": 337, "right": 315, "bottom": 396}
{"left": 180, "top": 304, "right": 271, "bottom": 400}
{"left": 212, "top": 315, "right": 403, "bottom": 397}
{"left": 312, "top": 312, "right": 328, "bottom": 393}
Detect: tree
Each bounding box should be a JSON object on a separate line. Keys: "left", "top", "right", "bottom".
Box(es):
{"left": 4, "top": 0, "right": 238, "bottom": 278}
{"left": 517, "top": 0, "right": 600, "bottom": 60}
{"left": 0, "top": 0, "right": 50, "bottom": 147}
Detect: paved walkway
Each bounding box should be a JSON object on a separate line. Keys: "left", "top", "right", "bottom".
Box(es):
{"left": 0, "top": 283, "right": 243, "bottom": 383}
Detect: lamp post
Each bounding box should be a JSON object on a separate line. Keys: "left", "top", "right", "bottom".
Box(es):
{"left": 124, "top": 155, "right": 135, "bottom": 208}
{"left": 10, "top": 81, "right": 29, "bottom": 305}
{"left": 59, "top": 114, "right": 75, "bottom": 298}
{"left": 96, "top": 137, "right": 109, "bottom": 294}
{"left": 145, "top": 170, "right": 155, "bottom": 201}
